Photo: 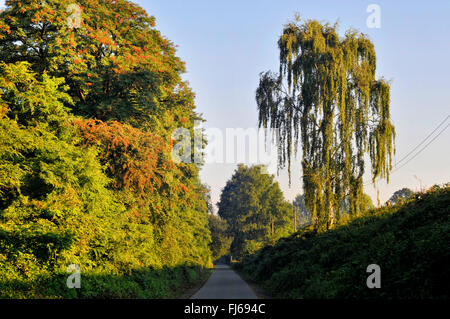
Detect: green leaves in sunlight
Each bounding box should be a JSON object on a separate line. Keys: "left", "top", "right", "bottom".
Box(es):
{"left": 218, "top": 164, "right": 295, "bottom": 259}
{"left": 256, "top": 18, "right": 395, "bottom": 232}
{"left": 0, "top": 0, "right": 212, "bottom": 299}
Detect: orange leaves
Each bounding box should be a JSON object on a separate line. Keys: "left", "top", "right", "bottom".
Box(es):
{"left": 73, "top": 118, "right": 163, "bottom": 193}
{"left": 72, "top": 118, "right": 197, "bottom": 212}
{"left": 89, "top": 28, "right": 115, "bottom": 47}
{"left": 131, "top": 46, "right": 143, "bottom": 54}
{"left": 0, "top": 23, "right": 11, "bottom": 34}
{"left": 69, "top": 33, "right": 76, "bottom": 47}
{"left": 180, "top": 117, "right": 189, "bottom": 124}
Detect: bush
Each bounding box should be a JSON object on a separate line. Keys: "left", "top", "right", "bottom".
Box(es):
{"left": 237, "top": 184, "right": 450, "bottom": 299}
{"left": 0, "top": 61, "right": 212, "bottom": 299}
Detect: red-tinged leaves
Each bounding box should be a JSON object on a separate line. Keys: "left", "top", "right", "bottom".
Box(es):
{"left": 72, "top": 118, "right": 198, "bottom": 215}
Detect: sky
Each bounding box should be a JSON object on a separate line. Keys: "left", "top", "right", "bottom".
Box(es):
{"left": 138, "top": 0, "right": 450, "bottom": 210}
{"left": 2, "top": 0, "right": 448, "bottom": 211}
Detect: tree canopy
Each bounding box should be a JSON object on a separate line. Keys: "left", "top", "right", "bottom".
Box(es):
{"left": 207, "top": 214, "right": 233, "bottom": 261}
{"left": 387, "top": 188, "right": 414, "bottom": 206}
{"left": 0, "top": 0, "right": 197, "bottom": 129}
{"left": 256, "top": 17, "right": 395, "bottom": 231}
{"left": 218, "top": 164, "right": 293, "bottom": 258}
{"left": 0, "top": 0, "right": 212, "bottom": 298}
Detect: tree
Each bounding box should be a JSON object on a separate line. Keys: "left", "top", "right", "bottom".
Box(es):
{"left": 203, "top": 184, "right": 214, "bottom": 215}
{"left": 256, "top": 17, "right": 395, "bottom": 231}
{"left": 218, "top": 164, "right": 293, "bottom": 258}
{"left": 293, "top": 194, "right": 311, "bottom": 227}
{"left": 0, "top": 0, "right": 212, "bottom": 267}
{"left": 0, "top": 0, "right": 198, "bottom": 130}
{"left": 0, "top": 61, "right": 123, "bottom": 277}
{"left": 207, "top": 214, "right": 233, "bottom": 261}
{"left": 387, "top": 188, "right": 413, "bottom": 206}
{"left": 361, "top": 193, "right": 375, "bottom": 211}
{"left": 0, "top": 1, "right": 213, "bottom": 297}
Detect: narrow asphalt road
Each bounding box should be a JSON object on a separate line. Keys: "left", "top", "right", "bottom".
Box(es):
{"left": 191, "top": 264, "right": 257, "bottom": 299}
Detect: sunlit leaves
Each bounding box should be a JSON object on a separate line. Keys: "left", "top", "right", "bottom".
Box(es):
{"left": 0, "top": 0, "right": 193, "bottom": 128}
{"left": 257, "top": 18, "right": 395, "bottom": 231}
{"left": 0, "top": 0, "right": 212, "bottom": 297}
{"left": 218, "top": 164, "right": 294, "bottom": 258}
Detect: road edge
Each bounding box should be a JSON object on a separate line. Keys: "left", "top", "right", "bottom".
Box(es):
{"left": 232, "top": 266, "right": 273, "bottom": 299}
{"left": 178, "top": 267, "right": 215, "bottom": 299}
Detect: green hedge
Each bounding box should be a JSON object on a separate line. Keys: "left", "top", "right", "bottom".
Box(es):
{"left": 0, "top": 265, "right": 209, "bottom": 299}
{"left": 236, "top": 184, "right": 450, "bottom": 299}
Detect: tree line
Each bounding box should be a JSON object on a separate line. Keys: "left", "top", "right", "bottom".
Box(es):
{"left": 212, "top": 16, "right": 401, "bottom": 261}
{"left": 0, "top": 0, "right": 211, "bottom": 298}
{"left": 210, "top": 163, "right": 383, "bottom": 261}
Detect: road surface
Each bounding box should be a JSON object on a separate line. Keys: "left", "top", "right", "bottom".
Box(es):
{"left": 191, "top": 264, "right": 257, "bottom": 299}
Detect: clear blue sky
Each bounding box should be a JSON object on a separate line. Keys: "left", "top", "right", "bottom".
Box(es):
{"left": 3, "top": 0, "right": 448, "bottom": 209}
{"left": 137, "top": 0, "right": 449, "bottom": 209}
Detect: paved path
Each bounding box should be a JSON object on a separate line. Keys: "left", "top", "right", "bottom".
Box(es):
{"left": 191, "top": 264, "right": 257, "bottom": 299}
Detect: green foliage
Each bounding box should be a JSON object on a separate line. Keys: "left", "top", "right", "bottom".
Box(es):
{"left": 0, "top": 0, "right": 212, "bottom": 298}
{"left": 236, "top": 184, "right": 450, "bottom": 298}
{"left": 0, "top": 0, "right": 196, "bottom": 129}
{"left": 0, "top": 264, "right": 210, "bottom": 299}
{"left": 218, "top": 164, "right": 294, "bottom": 259}
{"left": 0, "top": 62, "right": 126, "bottom": 296}
{"left": 208, "top": 214, "right": 233, "bottom": 261}
{"left": 256, "top": 17, "right": 395, "bottom": 231}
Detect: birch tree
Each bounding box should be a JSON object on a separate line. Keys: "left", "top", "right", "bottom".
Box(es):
{"left": 256, "top": 17, "right": 395, "bottom": 231}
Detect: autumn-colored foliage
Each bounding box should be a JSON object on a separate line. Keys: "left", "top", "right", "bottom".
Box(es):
{"left": 0, "top": 1, "right": 212, "bottom": 298}
{"left": 73, "top": 119, "right": 167, "bottom": 195}
{"left": 0, "top": 0, "right": 195, "bottom": 128}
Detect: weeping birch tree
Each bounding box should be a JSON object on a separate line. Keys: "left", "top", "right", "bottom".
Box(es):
{"left": 256, "top": 17, "right": 395, "bottom": 231}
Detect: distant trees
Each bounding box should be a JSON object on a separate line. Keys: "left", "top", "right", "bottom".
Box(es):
{"left": 362, "top": 194, "right": 375, "bottom": 211}
{"left": 293, "top": 192, "right": 374, "bottom": 229}
{"left": 218, "top": 164, "right": 293, "bottom": 258}
{"left": 387, "top": 188, "right": 414, "bottom": 206}
{"left": 256, "top": 17, "right": 395, "bottom": 231}
{"left": 293, "top": 194, "right": 311, "bottom": 228}
{"left": 207, "top": 214, "right": 233, "bottom": 261}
